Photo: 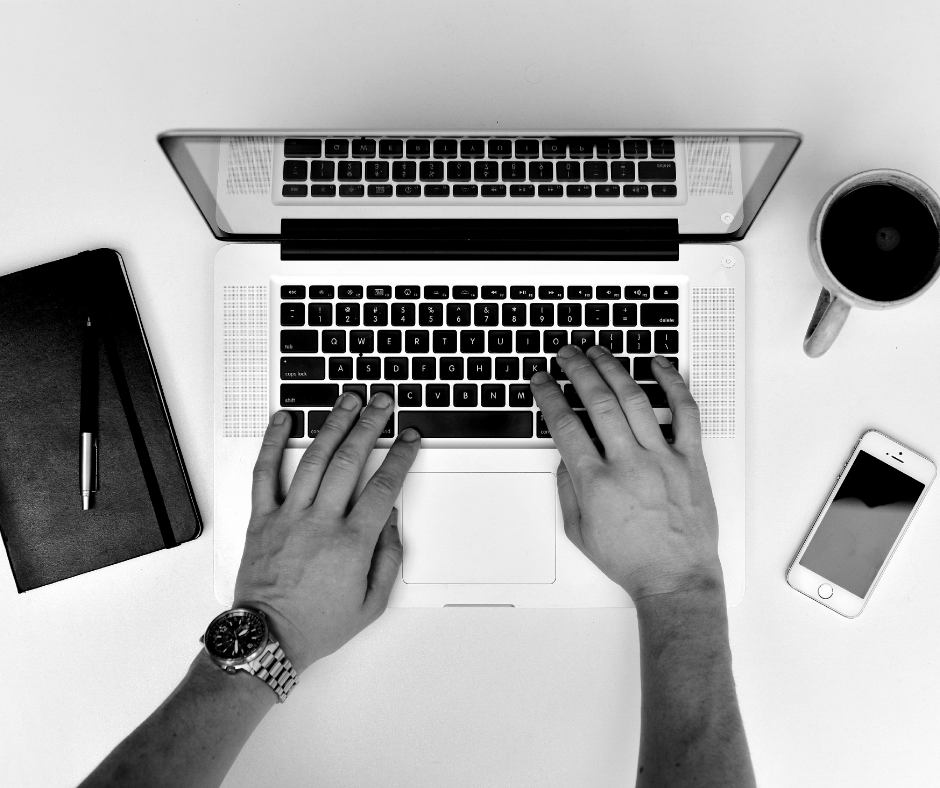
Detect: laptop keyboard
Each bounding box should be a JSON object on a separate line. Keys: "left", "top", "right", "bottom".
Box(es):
{"left": 275, "top": 279, "right": 685, "bottom": 444}
{"left": 276, "top": 136, "right": 681, "bottom": 202}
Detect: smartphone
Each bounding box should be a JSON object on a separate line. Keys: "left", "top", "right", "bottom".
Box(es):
{"left": 787, "top": 429, "right": 935, "bottom": 618}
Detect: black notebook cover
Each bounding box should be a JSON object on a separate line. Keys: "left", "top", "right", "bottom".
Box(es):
{"left": 0, "top": 249, "right": 202, "bottom": 591}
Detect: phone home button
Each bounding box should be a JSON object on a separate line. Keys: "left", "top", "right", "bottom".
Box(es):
{"left": 818, "top": 583, "right": 834, "bottom": 599}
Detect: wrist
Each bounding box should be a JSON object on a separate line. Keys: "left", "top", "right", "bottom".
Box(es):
{"left": 189, "top": 649, "right": 278, "bottom": 713}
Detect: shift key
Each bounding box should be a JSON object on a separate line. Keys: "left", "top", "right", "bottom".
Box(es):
{"left": 281, "top": 383, "right": 339, "bottom": 407}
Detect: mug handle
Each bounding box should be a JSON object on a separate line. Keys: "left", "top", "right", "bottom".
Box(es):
{"left": 803, "top": 288, "right": 852, "bottom": 358}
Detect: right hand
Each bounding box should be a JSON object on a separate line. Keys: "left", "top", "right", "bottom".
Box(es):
{"left": 530, "top": 345, "right": 723, "bottom": 603}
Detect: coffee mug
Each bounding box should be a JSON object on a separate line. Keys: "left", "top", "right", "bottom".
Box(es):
{"left": 803, "top": 169, "right": 940, "bottom": 357}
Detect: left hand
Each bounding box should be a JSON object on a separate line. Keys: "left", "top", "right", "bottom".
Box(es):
{"left": 234, "top": 391, "right": 421, "bottom": 673}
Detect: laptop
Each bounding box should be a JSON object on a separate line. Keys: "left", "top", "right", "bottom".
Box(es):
{"left": 159, "top": 129, "right": 800, "bottom": 607}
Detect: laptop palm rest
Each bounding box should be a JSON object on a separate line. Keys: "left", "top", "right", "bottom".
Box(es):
{"left": 401, "top": 472, "right": 556, "bottom": 585}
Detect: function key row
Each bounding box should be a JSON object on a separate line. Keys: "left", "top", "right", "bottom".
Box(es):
{"left": 281, "top": 285, "right": 679, "bottom": 301}
{"left": 282, "top": 183, "right": 676, "bottom": 198}
{"left": 284, "top": 138, "right": 675, "bottom": 160}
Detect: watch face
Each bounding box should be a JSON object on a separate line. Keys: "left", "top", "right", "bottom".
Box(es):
{"left": 206, "top": 610, "right": 267, "bottom": 662}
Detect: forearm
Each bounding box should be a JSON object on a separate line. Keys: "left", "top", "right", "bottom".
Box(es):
{"left": 79, "top": 649, "right": 276, "bottom": 788}
{"left": 634, "top": 579, "right": 756, "bottom": 788}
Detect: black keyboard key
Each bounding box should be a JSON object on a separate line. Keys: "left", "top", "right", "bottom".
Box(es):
{"left": 308, "top": 303, "right": 332, "bottom": 326}
{"left": 281, "top": 383, "right": 339, "bottom": 408}
{"left": 482, "top": 286, "right": 507, "bottom": 300}
{"left": 557, "top": 304, "right": 582, "bottom": 326}
{"left": 379, "top": 139, "right": 404, "bottom": 158}
{"left": 393, "top": 161, "right": 417, "bottom": 181}
{"left": 597, "top": 286, "right": 621, "bottom": 300}
{"left": 627, "top": 330, "right": 652, "bottom": 354}
{"left": 488, "top": 139, "right": 513, "bottom": 158}
{"left": 549, "top": 358, "right": 568, "bottom": 380}
{"left": 538, "top": 286, "right": 564, "bottom": 300}
{"left": 311, "top": 161, "right": 335, "bottom": 180}
{"left": 596, "top": 139, "right": 621, "bottom": 158}
{"left": 419, "top": 302, "right": 444, "bottom": 326}
{"left": 516, "top": 331, "right": 540, "bottom": 353}
{"left": 650, "top": 139, "right": 676, "bottom": 159}
{"left": 446, "top": 302, "right": 471, "bottom": 326}
{"left": 440, "top": 357, "right": 464, "bottom": 380}
{"left": 538, "top": 184, "right": 563, "bottom": 197}
{"left": 495, "top": 357, "right": 520, "bottom": 380}
{"left": 459, "top": 330, "right": 485, "bottom": 353}
{"left": 325, "top": 139, "right": 349, "bottom": 157}
{"left": 351, "top": 138, "right": 376, "bottom": 158}
{"left": 566, "top": 184, "right": 592, "bottom": 197}
{"left": 474, "top": 303, "right": 499, "bottom": 326}
{"left": 633, "top": 356, "right": 678, "bottom": 381}
{"left": 432, "top": 330, "right": 457, "bottom": 354}
{"left": 281, "top": 303, "right": 305, "bottom": 326}
{"left": 624, "top": 286, "right": 650, "bottom": 300}
{"left": 399, "top": 410, "right": 532, "bottom": 438}
{"left": 398, "top": 384, "right": 422, "bottom": 407}
{"left": 585, "top": 303, "right": 609, "bottom": 326}
{"left": 571, "top": 330, "right": 595, "bottom": 351}
{"left": 467, "top": 357, "right": 492, "bottom": 380}
{"left": 424, "top": 285, "right": 449, "bottom": 300}
{"left": 282, "top": 184, "right": 308, "bottom": 197}
{"left": 641, "top": 303, "right": 679, "bottom": 327}
{"left": 396, "top": 184, "right": 421, "bottom": 197}
{"left": 453, "top": 184, "right": 478, "bottom": 197}
{"left": 339, "top": 161, "right": 362, "bottom": 181}
{"left": 502, "top": 161, "right": 527, "bottom": 181}
{"left": 595, "top": 185, "right": 620, "bottom": 197}
{"left": 454, "top": 286, "right": 478, "bottom": 300}
{"left": 337, "top": 303, "right": 360, "bottom": 326}
{"left": 509, "top": 384, "right": 533, "bottom": 407}
{"left": 482, "top": 184, "right": 506, "bottom": 197}
{"left": 371, "top": 383, "right": 395, "bottom": 400}
{"left": 310, "top": 184, "right": 337, "bottom": 197}
{"left": 406, "top": 139, "right": 431, "bottom": 158}
{"left": 622, "top": 184, "right": 649, "bottom": 197}
{"left": 342, "top": 383, "right": 367, "bottom": 402}
{"left": 391, "top": 303, "right": 416, "bottom": 326}
{"left": 384, "top": 357, "right": 409, "bottom": 379}
{"left": 337, "top": 285, "right": 362, "bottom": 299}
{"left": 281, "top": 330, "right": 318, "bottom": 353}
{"left": 339, "top": 184, "right": 364, "bottom": 197}
{"left": 568, "top": 139, "right": 594, "bottom": 158}
{"left": 522, "top": 357, "right": 547, "bottom": 380}
{"left": 584, "top": 162, "right": 608, "bottom": 181}
{"left": 515, "top": 139, "right": 540, "bottom": 158}
{"left": 563, "top": 384, "right": 584, "bottom": 409}
{"left": 322, "top": 331, "right": 346, "bottom": 353}
{"left": 280, "top": 357, "right": 325, "bottom": 380}
{"left": 567, "top": 286, "right": 592, "bottom": 300}
{"left": 405, "top": 330, "right": 429, "bottom": 353}
{"left": 426, "top": 384, "right": 451, "bottom": 407}
{"left": 395, "top": 286, "right": 420, "bottom": 299}
{"left": 611, "top": 162, "right": 636, "bottom": 181}
{"left": 447, "top": 161, "right": 472, "bottom": 181}
{"left": 454, "top": 384, "right": 478, "bottom": 407}
{"left": 530, "top": 303, "right": 554, "bottom": 326}
{"left": 283, "top": 160, "right": 308, "bottom": 181}
{"left": 412, "top": 357, "right": 436, "bottom": 380}
{"left": 654, "top": 330, "right": 679, "bottom": 354}
{"left": 367, "top": 286, "right": 392, "bottom": 300}
{"left": 424, "top": 184, "right": 450, "bottom": 197}
{"left": 377, "top": 330, "right": 402, "bottom": 353}
{"left": 652, "top": 185, "right": 678, "bottom": 197}
{"left": 654, "top": 286, "right": 679, "bottom": 300}
{"left": 501, "top": 303, "right": 526, "bottom": 326}
{"left": 613, "top": 303, "right": 637, "bottom": 326}
{"left": 460, "top": 139, "right": 485, "bottom": 157}
{"left": 481, "top": 384, "right": 506, "bottom": 408}
{"left": 542, "top": 139, "right": 566, "bottom": 158}
{"left": 510, "top": 184, "right": 535, "bottom": 197}
{"left": 510, "top": 286, "right": 535, "bottom": 300}
{"left": 434, "top": 139, "right": 458, "bottom": 157}
{"left": 350, "top": 331, "right": 374, "bottom": 353}
{"left": 544, "top": 331, "right": 568, "bottom": 352}
{"left": 284, "top": 138, "right": 321, "bottom": 157}
{"left": 556, "top": 162, "right": 581, "bottom": 182}
{"left": 639, "top": 161, "right": 677, "bottom": 182}
{"left": 488, "top": 331, "right": 512, "bottom": 353}
{"left": 364, "top": 303, "right": 389, "bottom": 326}
{"left": 599, "top": 330, "right": 623, "bottom": 353}
{"left": 622, "top": 139, "right": 648, "bottom": 158}
{"left": 640, "top": 383, "right": 668, "bottom": 408}
{"left": 419, "top": 161, "right": 444, "bottom": 181}
{"left": 306, "top": 411, "right": 329, "bottom": 439}
{"left": 529, "top": 161, "right": 553, "bottom": 181}
{"left": 368, "top": 184, "right": 394, "bottom": 197}
{"left": 356, "top": 357, "right": 382, "bottom": 380}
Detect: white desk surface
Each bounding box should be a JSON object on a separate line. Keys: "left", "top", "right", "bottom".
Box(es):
{"left": 2, "top": 2, "right": 940, "bottom": 786}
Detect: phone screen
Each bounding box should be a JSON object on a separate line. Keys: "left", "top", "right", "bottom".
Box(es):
{"left": 799, "top": 450, "right": 925, "bottom": 598}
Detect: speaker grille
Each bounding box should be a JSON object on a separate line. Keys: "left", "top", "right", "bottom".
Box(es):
{"left": 222, "top": 286, "right": 268, "bottom": 438}
{"left": 691, "top": 287, "right": 736, "bottom": 438}
{"left": 687, "top": 136, "right": 733, "bottom": 197}
{"left": 225, "top": 136, "right": 273, "bottom": 196}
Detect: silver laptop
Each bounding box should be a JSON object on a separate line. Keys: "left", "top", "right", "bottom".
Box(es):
{"left": 159, "top": 129, "right": 800, "bottom": 607}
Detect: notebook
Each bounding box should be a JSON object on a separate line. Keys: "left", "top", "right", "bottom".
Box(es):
{"left": 0, "top": 249, "right": 202, "bottom": 592}
{"left": 159, "top": 129, "right": 800, "bottom": 607}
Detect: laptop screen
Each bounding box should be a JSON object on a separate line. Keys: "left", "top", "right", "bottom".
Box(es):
{"left": 158, "top": 130, "right": 799, "bottom": 247}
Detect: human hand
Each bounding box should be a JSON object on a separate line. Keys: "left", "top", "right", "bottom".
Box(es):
{"left": 233, "top": 392, "right": 421, "bottom": 673}
{"left": 530, "top": 345, "right": 723, "bottom": 603}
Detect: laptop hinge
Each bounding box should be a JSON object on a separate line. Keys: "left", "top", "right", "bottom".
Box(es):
{"left": 279, "top": 219, "right": 679, "bottom": 261}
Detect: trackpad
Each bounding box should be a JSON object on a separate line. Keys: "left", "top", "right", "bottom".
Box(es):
{"left": 401, "top": 472, "right": 556, "bottom": 584}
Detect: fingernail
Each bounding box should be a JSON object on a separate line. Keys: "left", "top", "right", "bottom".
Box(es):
{"left": 400, "top": 427, "right": 421, "bottom": 442}
{"left": 370, "top": 392, "right": 393, "bottom": 408}
{"left": 273, "top": 411, "right": 288, "bottom": 425}
{"left": 336, "top": 393, "right": 358, "bottom": 410}
{"left": 389, "top": 507, "right": 399, "bottom": 528}
{"left": 586, "top": 344, "right": 607, "bottom": 358}
{"left": 530, "top": 370, "right": 550, "bottom": 384}
{"left": 654, "top": 355, "right": 671, "bottom": 368}
{"left": 558, "top": 344, "right": 579, "bottom": 358}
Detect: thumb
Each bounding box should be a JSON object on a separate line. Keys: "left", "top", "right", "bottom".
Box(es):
{"left": 557, "top": 460, "right": 584, "bottom": 550}
{"left": 364, "top": 507, "right": 403, "bottom": 618}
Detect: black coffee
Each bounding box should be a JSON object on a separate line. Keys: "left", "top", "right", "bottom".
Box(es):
{"left": 821, "top": 183, "right": 939, "bottom": 301}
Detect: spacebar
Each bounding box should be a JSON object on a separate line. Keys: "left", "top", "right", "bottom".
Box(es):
{"left": 398, "top": 410, "right": 533, "bottom": 438}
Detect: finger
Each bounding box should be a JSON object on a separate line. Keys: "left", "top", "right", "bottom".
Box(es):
{"left": 554, "top": 345, "right": 634, "bottom": 455}
{"left": 251, "top": 411, "right": 293, "bottom": 514}
{"left": 649, "top": 355, "right": 703, "bottom": 454}
{"left": 350, "top": 428, "right": 422, "bottom": 534}
{"left": 363, "top": 508, "right": 403, "bottom": 620}
{"left": 282, "top": 392, "right": 364, "bottom": 511}
{"left": 584, "top": 345, "right": 666, "bottom": 449}
{"left": 556, "top": 459, "right": 584, "bottom": 552}
{"left": 307, "top": 391, "right": 397, "bottom": 516}
{"left": 530, "top": 370, "right": 600, "bottom": 474}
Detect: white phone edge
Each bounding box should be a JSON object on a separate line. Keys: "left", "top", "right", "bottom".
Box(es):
{"left": 786, "top": 429, "right": 936, "bottom": 618}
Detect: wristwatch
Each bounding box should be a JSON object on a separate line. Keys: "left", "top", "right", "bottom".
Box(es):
{"left": 200, "top": 607, "right": 298, "bottom": 703}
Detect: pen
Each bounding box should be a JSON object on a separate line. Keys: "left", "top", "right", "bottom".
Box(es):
{"left": 80, "top": 315, "right": 98, "bottom": 510}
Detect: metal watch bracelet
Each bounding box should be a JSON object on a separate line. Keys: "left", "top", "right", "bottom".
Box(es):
{"left": 248, "top": 640, "right": 298, "bottom": 703}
